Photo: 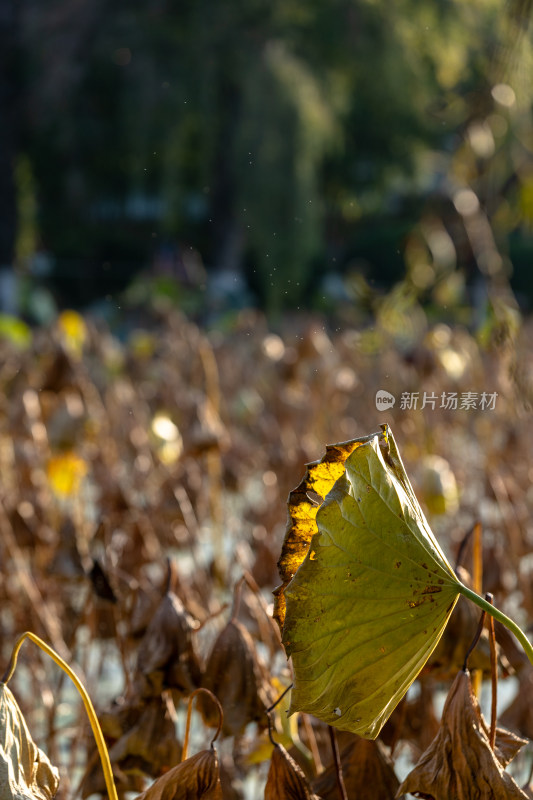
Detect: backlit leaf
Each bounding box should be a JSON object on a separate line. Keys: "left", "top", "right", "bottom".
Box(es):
{"left": 273, "top": 435, "right": 373, "bottom": 630}
{"left": 0, "top": 683, "right": 59, "bottom": 800}
{"left": 278, "top": 425, "right": 463, "bottom": 738}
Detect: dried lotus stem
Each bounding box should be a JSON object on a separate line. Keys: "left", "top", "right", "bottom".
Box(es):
{"left": 2, "top": 631, "right": 119, "bottom": 800}
{"left": 463, "top": 607, "right": 486, "bottom": 672}
{"left": 486, "top": 593, "right": 498, "bottom": 750}
{"left": 182, "top": 687, "right": 223, "bottom": 761}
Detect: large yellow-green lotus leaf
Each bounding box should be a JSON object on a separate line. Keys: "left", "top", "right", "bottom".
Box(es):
{"left": 279, "top": 425, "right": 463, "bottom": 739}
{"left": 273, "top": 434, "right": 377, "bottom": 631}
{"left": 0, "top": 683, "right": 59, "bottom": 800}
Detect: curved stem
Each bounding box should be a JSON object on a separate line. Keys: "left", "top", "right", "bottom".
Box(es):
{"left": 182, "top": 688, "right": 223, "bottom": 761}
{"left": 462, "top": 606, "right": 486, "bottom": 673}
{"left": 2, "top": 631, "right": 118, "bottom": 800}
{"left": 458, "top": 583, "right": 533, "bottom": 666}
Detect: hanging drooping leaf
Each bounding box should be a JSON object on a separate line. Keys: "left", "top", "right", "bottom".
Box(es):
{"left": 135, "top": 584, "right": 201, "bottom": 699}
{"left": 398, "top": 670, "right": 528, "bottom": 799}
{"left": 198, "top": 619, "right": 271, "bottom": 737}
{"left": 264, "top": 744, "right": 321, "bottom": 800}
{"left": 312, "top": 734, "right": 403, "bottom": 800}
{"left": 276, "top": 424, "right": 533, "bottom": 737}
{"left": 0, "top": 683, "right": 60, "bottom": 800}
{"left": 134, "top": 747, "right": 222, "bottom": 800}
{"left": 276, "top": 425, "right": 464, "bottom": 737}
{"left": 107, "top": 697, "right": 182, "bottom": 777}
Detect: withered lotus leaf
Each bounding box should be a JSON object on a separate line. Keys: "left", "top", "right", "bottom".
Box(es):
{"left": 135, "top": 747, "right": 222, "bottom": 800}
{"left": 264, "top": 744, "right": 321, "bottom": 800}
{"left": 199, "top": 620, "right": 270, "bottom": 737}
{"left": 312, "top": 735, "right": 403, "bottom": 800}
{"left": 136, "top": 590, "right": 201, "bottom": 697}
{"left": 107, "top": 697, "right": 181, "bottom": 777}
{"left": 0, "top": 683, "right": 59, "bottom": 800}
{"left": 397, "top": 670, "right": 528, "bottom": 799}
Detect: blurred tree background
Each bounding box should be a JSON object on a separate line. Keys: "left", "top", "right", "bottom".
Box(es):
{"left": 2, "top": 0, "right": 533, "bottom": 318}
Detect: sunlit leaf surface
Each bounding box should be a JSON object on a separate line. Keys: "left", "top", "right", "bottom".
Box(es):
{"left": 278, "top": 425, "right": 462, "bottom": 738}
{"left": 273, "top": 435, "right": 372, "bottom": 630}
{"left": 0, "top": 683, "right": 59, "bottom": 800}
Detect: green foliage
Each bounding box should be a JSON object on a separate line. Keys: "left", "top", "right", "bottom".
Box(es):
{"left": 0, "top": 314, "right": 32, "bottom": 348}
{"left": 278, "top": 426, "right": 462, "bottom": 737}
{"left": 277, "top": 425, "right": 533, "bottom": 738}
{"left": 13, "top": 0, "right": 533, "bottom": 308}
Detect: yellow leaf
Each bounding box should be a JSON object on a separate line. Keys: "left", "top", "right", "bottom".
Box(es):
{"left": 57, "top": 310, "right": 86, "bottom": 358}
{"left": 46, "top": 452, "right": 88, "bottom": 497}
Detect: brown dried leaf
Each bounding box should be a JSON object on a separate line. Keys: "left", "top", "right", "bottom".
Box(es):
{"left": 126, "top": 581, "right": 161, "bottom": 639}
{"left": 313, "top": 735, "right": 403, "bottom": 800}
{"left": 199, "top": 620, "right": 270, "bottom": 737}
{"left": 0, "top": 683, "right": 60, "bottom": 800}
{"left": 107, "top": 697, "right": 181, "bottom": 777}
{"left": 136, "top": 590, "right": 201, "bottom": 698}
{"left": 218, "top": 757, "right": 245, "bottom": 800}
{"left": 265, "top": 744, "right": 321, "bottom": 800}
{"left": 489, "top": 725, "right": 529, "bottom": 770}
{"left": 397, "top": 670, "right": 528, "bottom": 800}
{"left": 135, "top": 747, "right": 222, "bottom": 800}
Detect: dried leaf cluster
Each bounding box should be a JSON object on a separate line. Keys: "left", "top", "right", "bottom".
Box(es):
{"left": 1, "top": 310, "right": 533, "bottom": 797}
